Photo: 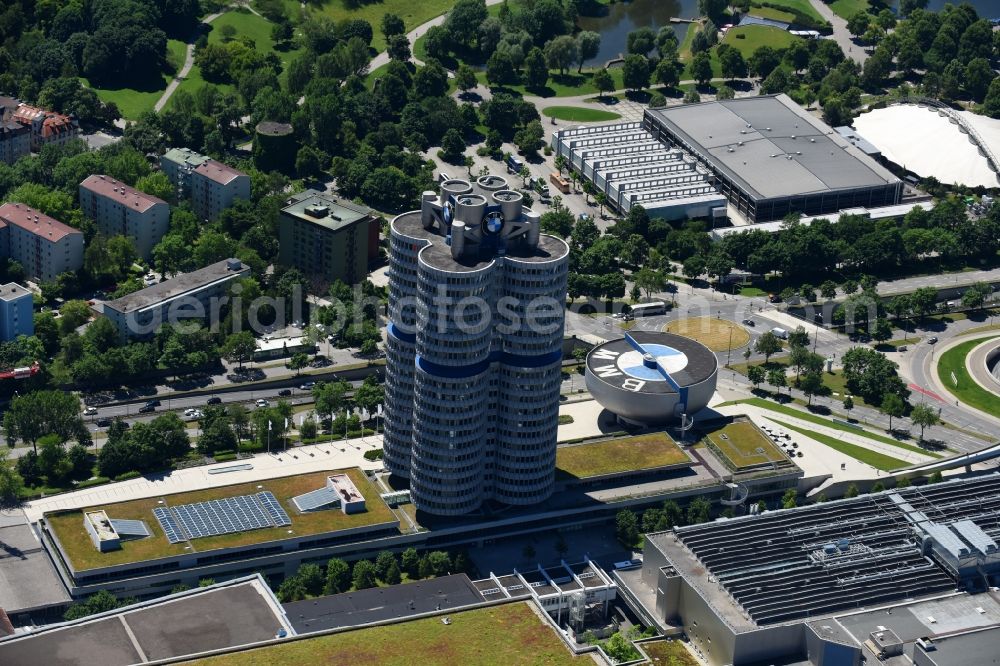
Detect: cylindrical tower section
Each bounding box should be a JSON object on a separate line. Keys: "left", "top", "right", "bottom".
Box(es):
{"left": 476, "top": 174, "right": 509, "bottom": 191}
{"left": 439, "top": 179, "right": 472, "bottom": 206}
{"left": 493, "top": 360, "right": 562, "bottom": 505}
{"left": 493, "top": 190, "right": 523, "bottom": 223}
{"left": 497, "top": 237, "right": 570, "bottom": 357}
{"left": 410, "top": 365, "right": 490, "bottom": 515}
{"left": 415, "top": 252, "right": 495, "bottom": 367}
{"left": 383, "top": 325, "right": 415, "bottom": 478}
{"left": 455, "top": 194, "right": 487, "bottom": 228}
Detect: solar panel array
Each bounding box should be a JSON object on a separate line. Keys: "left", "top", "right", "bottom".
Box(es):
{"left": 109, "top": 518, "right": 151, "bottom": 538}
{"left": 291, "top": 487, "right": 339, "bottom": 513}
{"left": 153, "top": 492, "right": 292, "bottom": 544}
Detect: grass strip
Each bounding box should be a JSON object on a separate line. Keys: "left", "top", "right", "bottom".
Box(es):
{"left": 936, "top": 336, "right": 1000, "bottom": 416}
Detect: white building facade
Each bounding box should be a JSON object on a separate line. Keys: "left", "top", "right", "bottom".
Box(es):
{"left": 79, "top": 175, "right": 170, "bottom": 260}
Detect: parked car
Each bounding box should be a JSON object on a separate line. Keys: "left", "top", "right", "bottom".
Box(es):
{"left": 207, "top": 396, "right": 222, "bottom": 405}
{"left": 278, "top": 389, "right": 292, "bottom": 397}
{"left": 84, "top": 406, "right": 98, "bottom": 416}
{"left": 138, "top": 404, "right": 155, "bottom": 414}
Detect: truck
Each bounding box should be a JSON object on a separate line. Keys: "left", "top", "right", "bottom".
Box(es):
{"left": 549, "top": 172, "right": 570, "bottom": 194}
{"left": 506, "top": 154, "right": 524, "bottom": 174}
{"left": 770, "top": 327, "right": 789, "bottom": 340}
{"left": 533, "top": 177, "right": 550, "bottom": 199}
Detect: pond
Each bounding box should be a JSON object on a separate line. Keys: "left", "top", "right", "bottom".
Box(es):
{"left": 577, "top": 0, "right": 701, "bottom": 66}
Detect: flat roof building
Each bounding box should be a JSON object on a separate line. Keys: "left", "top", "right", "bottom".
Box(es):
{"left": 551, "top": 122, "right": 727, "bottom": 221}
{"left": 79, "top": 175, "right": 170, "bottom": 260}
{"left": 643, "top": 94, "right": 903, "bottom": 222}
{"left": 0, "top": 509, "right": 71, "bottom": 624}
{"left": 277, "top": 189, "right": 378, "bottom": 285}
{"left": 0, "top": 282, "right": 32, "bottom": 341}
{"left": 0, "top": 203, "right": 84, "bottom": 282}
{"left": 99, "top": 258, "right": 250, "bottom": 339}
{"left": 616, "top": 473, "right": 1000, "bottom": 666}
{"left": 160, "top": 148, "right": 250, "bottom": 221}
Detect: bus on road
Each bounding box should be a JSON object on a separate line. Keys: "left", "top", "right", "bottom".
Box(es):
{"left": 630, "top": 301, "right": 667, "bottom": 317}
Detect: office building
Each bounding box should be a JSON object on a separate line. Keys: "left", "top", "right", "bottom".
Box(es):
{"left": 642, "top": 94, "right": 902, "bottom": 222}
{"left": 160, "top": 148, "right": 250, "bottom": 221}
{"left": 277, "top": 189, "right": 378, "bottom": 285}
{"left": 0, "top": 203, "right": 84, "bottom": 282}
{"left": 384, "top": 175, "right": 569, "bottom": 516}
{"left": 79, "top": 175, "right": 170, "bottom": 260}
{"left": 0, "top": 282, "right": 33, "bottom": 340}
{"left": 100, "top": 258, "right": 250, "bottom": 339}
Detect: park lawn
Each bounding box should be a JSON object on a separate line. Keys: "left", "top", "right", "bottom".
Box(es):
{"left": 80, "top": 39, "right": 187, "bottom": 119}
{"left": 46, "top": 468, "right": 396, "bottom": 572}
{"left": 750, "top": 0, "right": 826, "bottom": 25}
{"left": 937, "top": 337, "right": 1000, "bottom": 416}
{"left": 748, "top": 6, "right": 797, "bottom": 23}
{"left": 171, "top": 10, "right": 301, "bottom": 107}
{"left": 311, "top": 0, "right": 459, "bottom": 53}
{"left": 769, "top": 418, "right": 908, "bottom": 471}
{"left": 721, "top": 25, "right": 801, "bottom": 58}
{"left": 641, "top": 640, "right": 700, "bottom": 666}
{"left": 736, "top": 285, "right": 767, "bottom": 297}
{"left": 828, "top": 0, "right": 872, "bottom": 20}
{"left": 704, "top": 420, "right": 786, "bottom": 468}
{"left": 556, "top": 432, "right": 689, "bottom": 479}
{"left": 663, "top": 317, "right": 750, "bottom": 351}
{"left": 724, "top": 397, "right": 940, "bottom": 457}
{"left": 542, "top": 106, "right": 622, "bottom": 122}
{"left": 188, "top": 602, "right": 583, "bottom": 666}
{"left": 474, "top": 68, "right": 627, "bottom": 98}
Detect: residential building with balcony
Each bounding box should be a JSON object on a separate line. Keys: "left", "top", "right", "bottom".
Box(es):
{"left": 0, "top": 203, "right": 84, "bottom": 282}
{"left": 79, "top": 175, "right": 170, "bottom": 260}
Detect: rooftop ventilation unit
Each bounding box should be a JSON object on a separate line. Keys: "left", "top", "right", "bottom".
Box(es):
{"left": 305, "top": 204, "right": 329, "bottom": 218}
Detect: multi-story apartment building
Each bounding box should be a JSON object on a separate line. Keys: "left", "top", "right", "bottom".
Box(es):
{"left": 277, "top": 190, "right": 378, "bottom": 285}
{"left": 0, "top": 203, "right": 84, "bottom": 282}
{"left": 0, "top": 282, "right": 33, "bottom": 341}
{"left": 79, "top": 175, "right": 170, "bottom": 260}
{"left": 0, "top": 99, "right": 30, "bottom": 165}
{"left": 160, "top": 148, "right": 250, "bottom": 221}
{"left": 100, "top": 258, "right": 250, "bottom": 339}
{"left": 384, "top": 175, "right": 569, "bottom": 516}
{"left": 9, "top": 103, "right": 78, "bottom": 152}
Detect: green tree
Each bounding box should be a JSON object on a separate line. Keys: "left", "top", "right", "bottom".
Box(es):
{"left": 961, "top": 282, "right": 992, "bottom": 312}
{"left": 719, "top": 47, "right": 747, "bottom": 81}
{"left": 592, "top": 68, "right": 615, "bottom": 97}
{"left": 277, "top": 575, "right": 307, "bottom": 602}
{"left": 747, "top": 364, "right": 766, "bottom": 390}
{"left": 3, "top": 390, "right": 85, "bottom": 453}
{"left": 63, "top": 590, "right": 125, "bottom": 621}
{"left": 843, "top": 395, "right": 854, "bottom": 417}
{"left": 686, "top": 496, "right": 711, "bottom": 524}
{"left": 400, "top": 548, "right": 419, "bottom": 577}
{"left": 881, "top": 393, "right": 905, "bottom": 431}
{"left": 844, "top": 483, "right": 860, "bottom": 498}
{"left": 352, "top": 559, "right": 377, "bottom": 590}
{"left": 690, "top": 51, "right": 713, "bottom": 86}
{"left": 375, "top": 550, "right": 397, "bottom": 581}
{"left": 781, "top": 488, "right": 798, "bottom": 509}
{"left": 615, "top": 508, "right": 639, "bottom": 546}
{"left": 754, "top": 331, "right": 782, "bottom": 364}
{"left": 383, "top": 559, "right": 402, "bottom": 585}
{"left": 767, "top": 367, "right": 787, "bottom": 395}
{"left": 197, "top": 419, "right": 237, "bottom": 456}
{"left": 622, "top": 54, "right": 650, "bottom": 92}
{"left": 576, "top": 31, "right": 601, "bottom": 72}
{"left": 543, "top": 35, "right": 579, "bottom": 75}
{"left": 221, "top": 331, "right": 256, "bottom": 370}
{"left": 455, "top": 64, "right": 477, "bottom": 94}
{"left": 800, "top": 370, "right": 824, "bottom": 406}
{"left": 297, "top": 563, "right": 324, "bottom": 596}
{"left": 910, "top": 403, "right": 939, "bottom": 441}
{"left": 0, "top": 451, "right": 25, "bottom": 511}
{"left": 524, "top": 47, "right": 548, "bottom": 90}
{"left": 324, "top": 558, "right": 351, "bottom": 594}
{"left": 655, "top": 56, "right": 681, "bottom": 89}
{"left": 134, "top": 172, "right": 173, "bottom": 202}
{"left": 698, "top": 0, "right": 728, "bottom": 20}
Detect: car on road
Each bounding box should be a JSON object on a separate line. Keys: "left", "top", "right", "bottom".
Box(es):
{"left": 742, "top": 319, "right": 755, "bottom": 327}
{"left": 84, "top": 406, "right": 98, "bottom": 416}
{"left": 928, "top": 337, "right": 938, "bottom": 344}
{"left": 897, "top": 345, "right": 908, "bottom": 352}
{"left": 255, "top": 399, "right": 269, "bottom": 408}
{"left": 207, "top": 396, "right": 222, "bottom": 405}
{"left": 278, "top": 389, "right": 292, "bottom": 397}
{"left": 95, "top": 418, "right": 112, "bottom": 428}
{"left": 138, "top": 404, "right": 156, "bottom": 414}
{"left": 299, "top": 381, "right": 316, "bottom": 390}
{"left": 145, "top": 399, "right": 161, "bottom": 407}
{"left": 184, "top": 408, "right": 203, "bottom": 419}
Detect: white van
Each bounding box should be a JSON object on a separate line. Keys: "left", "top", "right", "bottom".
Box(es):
{"left": 771, "top": 327, "right": 789, "bottom": 340}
